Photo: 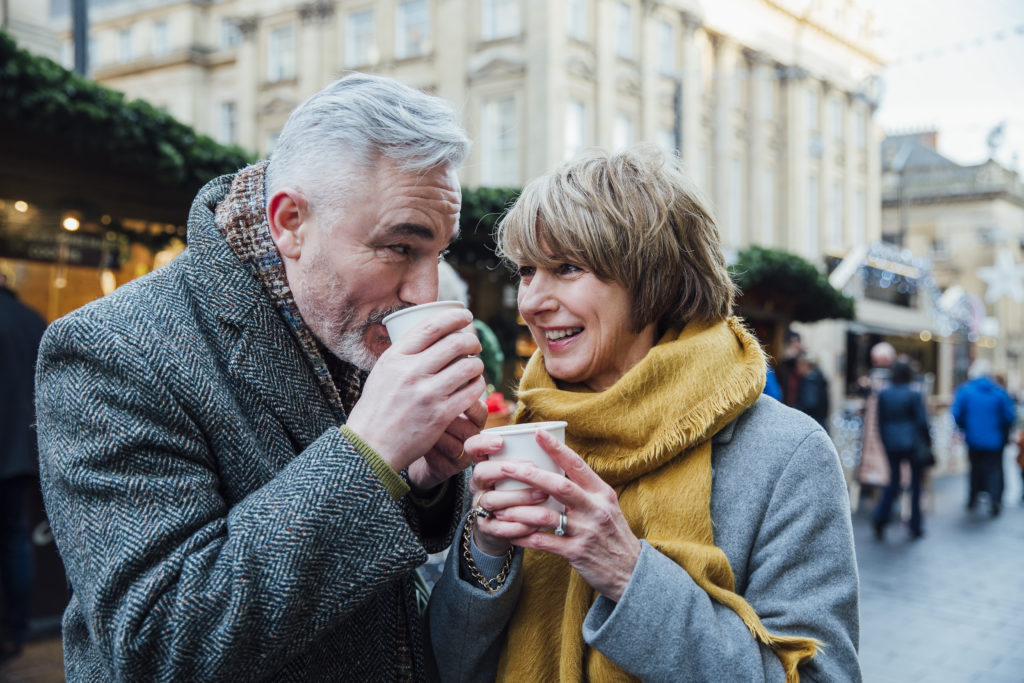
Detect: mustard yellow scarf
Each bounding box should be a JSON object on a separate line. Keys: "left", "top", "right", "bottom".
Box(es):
{"left": 496, "top": 318, "right": 820, "bottom": 682}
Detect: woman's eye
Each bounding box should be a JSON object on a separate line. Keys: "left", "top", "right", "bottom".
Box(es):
{"left": 516, "top": 265, "right": 536, "bottom": 279}
{"left": 556, "top": 263, "right": 582, "bottom": 276}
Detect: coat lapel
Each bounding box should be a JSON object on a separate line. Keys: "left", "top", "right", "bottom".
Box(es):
{"left": 183, "top": 174, "right": 338, "bottom": 464}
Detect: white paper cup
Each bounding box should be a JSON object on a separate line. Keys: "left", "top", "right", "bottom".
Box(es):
{"left": 382, "top": 300, "right": 466, "bottom": 342}
{"left": 482, "top": 421, "right": 568, "bottom": 512}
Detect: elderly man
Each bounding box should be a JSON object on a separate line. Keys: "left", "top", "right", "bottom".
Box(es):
{"left": 35, "top": 74, "right": 484, "bottom": 681}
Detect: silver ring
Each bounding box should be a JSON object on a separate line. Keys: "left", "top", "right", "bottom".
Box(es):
{"left": 554, "top": 511, "right": 567, "bottom": 537}
{"left": 474, "top": 505, "right": 491, "bottom": 519}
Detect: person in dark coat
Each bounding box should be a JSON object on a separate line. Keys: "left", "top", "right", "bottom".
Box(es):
{"left": 952, "top": 359, "right": 1015, "bottom": 517}
{"left": 0, "top": 273, "right": 47, "bottom": 663}
{"left": 794, "top": 353, "right": 830, "bottom": 433}
{"left": 34, "top": 74, "right": 486, "bottom": 681}
{"left": 872, "top": 361, "right": 931, "bottom": 540}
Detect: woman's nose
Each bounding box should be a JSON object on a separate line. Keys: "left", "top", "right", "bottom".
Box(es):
{"left": 518, "top": 272, "right": 556, "bottom": 314}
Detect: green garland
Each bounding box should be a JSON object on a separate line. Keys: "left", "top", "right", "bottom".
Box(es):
{"left": 0, "top": 30, "right": 252, "bottom": 193}
{"left": 729, "top": 245, "right": 855, "bottom": 322}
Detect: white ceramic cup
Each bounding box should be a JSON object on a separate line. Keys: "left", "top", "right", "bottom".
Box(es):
{"left": 481, "top": 421, "right": 568, "bottom": 512}
{"left": 382, "top": 300, "right": 466, "bottom": 342}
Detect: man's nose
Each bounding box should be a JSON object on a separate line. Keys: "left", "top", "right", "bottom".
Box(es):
{"left": 399, "top": 262, "right": 440, "bottom": 305}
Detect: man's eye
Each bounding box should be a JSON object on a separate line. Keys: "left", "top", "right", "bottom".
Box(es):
{"left": 388, "top": 244, "right": 411, "bottom": 256}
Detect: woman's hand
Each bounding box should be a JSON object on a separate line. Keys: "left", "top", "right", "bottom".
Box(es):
{"left": 466, "top": 432, "right": 551, "bottom": 556}
{"left": 485, "top": 430, "right": 642, "bottom": 602}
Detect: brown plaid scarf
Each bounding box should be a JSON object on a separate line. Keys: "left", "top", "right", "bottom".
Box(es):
{"left": 214, "top": 161, "right": 366, "bottom": 418}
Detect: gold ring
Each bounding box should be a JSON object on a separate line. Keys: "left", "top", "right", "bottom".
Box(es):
{"left": 456, "top": 448, "right": 466, "bottom": 460}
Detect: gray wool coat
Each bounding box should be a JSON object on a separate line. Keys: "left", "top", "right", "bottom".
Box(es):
{"left": 429, "top": 396, "right": 861, "bottom": 682}
{"left": 35, "top": 173, "right": 464, "bottom": 682}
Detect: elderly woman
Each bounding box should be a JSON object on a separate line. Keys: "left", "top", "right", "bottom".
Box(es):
{"left": 428, "top": 145, "right": 860, "bottom": 682}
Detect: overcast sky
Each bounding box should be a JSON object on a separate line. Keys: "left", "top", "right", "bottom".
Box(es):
{"left": 862, "top": 0, "right": 1024, "bottom": 169}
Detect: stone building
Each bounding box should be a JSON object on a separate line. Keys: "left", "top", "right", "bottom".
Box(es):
{"left": 47, "top": 0, "right": 884, "bottom": 260}
{"left": 880, "top": 131, "right": 1024, "bottom": 395}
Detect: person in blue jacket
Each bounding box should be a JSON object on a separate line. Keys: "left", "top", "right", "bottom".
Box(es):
{"left": 952, "top": 359, "right": 1015, "bottom": 517}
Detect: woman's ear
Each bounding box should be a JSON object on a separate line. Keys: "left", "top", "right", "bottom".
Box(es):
{"left": 267, "top": 189, "right": 309, "bottom": 260}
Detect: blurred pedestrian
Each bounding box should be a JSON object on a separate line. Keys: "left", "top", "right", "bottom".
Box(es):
{"left": 777, "top": 329, "right": 804, "bottom": 406}
{"left": 794, "top": 353, "right": 830, "bottom": 433}
{"left": 34, "top": 74, "right": 484, "bottom": 680}
{"left": 0, "top": 272, "right": 47, "bottom": 664}
{"left": 764, "top": 363, "right": 783, "bottom": 400}
{"left": 871, "top": 361, "right": 931, "bottom": 540}
{"left": 952, "top": 359, "right": 1015, "bottom": 517}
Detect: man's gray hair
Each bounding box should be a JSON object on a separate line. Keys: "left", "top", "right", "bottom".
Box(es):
{"left": 266, "top": 72, "right": 471, "bottom": 209}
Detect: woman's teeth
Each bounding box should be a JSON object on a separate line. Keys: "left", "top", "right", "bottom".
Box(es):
{"left": 545, "top": 328, "right": 582, "bottom": 341}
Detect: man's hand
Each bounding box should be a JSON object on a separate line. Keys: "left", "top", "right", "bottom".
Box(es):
{"left": 408, "top": 397, "right": 487, "bottom": 491}
{"left": 346, "top": 308, "right": 486, "bottom": 476}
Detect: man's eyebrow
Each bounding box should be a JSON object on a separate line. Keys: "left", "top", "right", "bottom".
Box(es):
{"left": 382, "top": 222, "right": 436, "bottom": 240}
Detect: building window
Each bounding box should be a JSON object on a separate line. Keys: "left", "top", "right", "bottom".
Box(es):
{"left": 88, "top": 34, "right": 99, "bottom": 67}
{"left": 760, "top": 73, "right": 774, "bottom": 121}
{"left": 564, "top": 98, "right": 588, "bottom": 160}
{"left": 220, "top": 18, "right": 242, "bottom": 49}
{"left": 613, "top": 112, "right": 634, "bottom": 151}
{"left": 854, "top": 188, "right": 866, "bottom": 244}
{"left": 761, "top": 167, "right": 775, "bottom": 245}
{"left": 830, "top": 98, "right": 843, "bottom": 141}
{"left": 218, "top": 102, "right": 237, "bottom": 145}
{"left": 153, "top": 21, "right": 169, "bottom": 56}
{"left": 345, "top": 9, "right": 376, "bottom": 66}
{"left": 482, "top": 0, "right": 520, "bottom": 41}
{"left": 855, "top": 109, "right": 867, "bottom": 148}
{"left": 829, "top": 180, "right": 843, "bottom": 247}
{"left": 807, "top": 174, "right": 819, "bottom": 256}
{"left": 267, "top": 25, "right": 296, "bottom": 82}
{"left": 567, "top": 0, "right": 587, "bottom": 41}
{"left": 396, "top": 0, "right": 430, "bottom": 59}
{"left": 656, "top": 20, "right": 674, "bottom": 75}
{"left": 60, "top": 41, "right": 73, "bottom": 69}
{"left": 657, "top": 127, "right": 676, "bottom": 157}
{"left": 480, "top": 96, "right": 519, "bottom": 186}
{"left": 732, "top": 66, "right": 748, "bottom": 111}
{"left": 729, "top": 158, "right": 743, "bottom": 246}
{"left": 614, "top": 2, "right": 633, "bottom": 59}
{"left": 118, "top": 27, "right": 133, "bottom": 63}
{"left": 807, "top": 86, "right": 819, "bottom": 131}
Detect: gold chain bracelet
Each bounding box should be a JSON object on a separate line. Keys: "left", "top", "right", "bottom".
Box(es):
{"left": 461, "top": 508, "right": 514, "bottom": 593}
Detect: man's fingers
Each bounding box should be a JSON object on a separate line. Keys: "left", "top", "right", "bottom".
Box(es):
{"left": 391, "top": 309, "right": 474, "bottom": 353}
{"left": 464, "top": 396, "right": 488, "bottom": 429}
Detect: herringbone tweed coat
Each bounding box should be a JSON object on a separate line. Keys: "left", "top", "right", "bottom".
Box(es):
{"left": 35, "top": 173, "right": 464, "bottom": 682}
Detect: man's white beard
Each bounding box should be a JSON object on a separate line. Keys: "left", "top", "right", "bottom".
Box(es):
{"left": 330, "top": 311, "right": 384, "bottom": 372}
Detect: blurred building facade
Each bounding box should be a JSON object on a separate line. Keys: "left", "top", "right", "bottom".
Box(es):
{"left": 880, "top": 131, "right": 1024, "bottom": 395}
{"left": 46, "top": 0, "right": 884, "bottom": 261}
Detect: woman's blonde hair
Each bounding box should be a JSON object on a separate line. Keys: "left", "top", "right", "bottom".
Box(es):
{"left": 496, "top": 144, "right": 734, "bottom": 332}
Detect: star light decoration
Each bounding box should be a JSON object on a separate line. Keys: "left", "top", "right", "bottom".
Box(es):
{"left": 976, "top": 251, "right": 1024, "bottom": 303}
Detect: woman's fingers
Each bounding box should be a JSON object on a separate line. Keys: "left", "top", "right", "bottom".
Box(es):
{"left": 535, "top": 430, "right": 606, "bottom": 491}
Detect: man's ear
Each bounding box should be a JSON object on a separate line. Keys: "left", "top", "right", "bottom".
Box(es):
{"left": 267, "top": 189, "right": 309, "bottom": 260}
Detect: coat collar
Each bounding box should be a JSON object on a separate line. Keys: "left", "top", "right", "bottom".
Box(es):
{"left": 180, "top": 173, "right": 340, "bottom": 448}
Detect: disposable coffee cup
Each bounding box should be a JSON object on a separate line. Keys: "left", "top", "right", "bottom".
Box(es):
{"left": 481, "top": 421, "right": 568, "bottom": 512}
{"left": 382, "top": 300, "right": 466, "bottom": 342}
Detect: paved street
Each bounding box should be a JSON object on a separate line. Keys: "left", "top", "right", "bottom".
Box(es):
{"left": 855, "top": 448, "right": 1024, "bottom": 683}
